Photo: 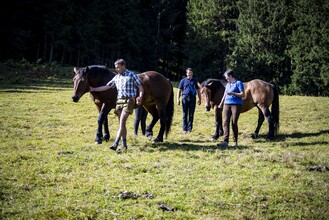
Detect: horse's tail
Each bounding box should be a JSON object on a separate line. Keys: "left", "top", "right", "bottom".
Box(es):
{"left": 271, "top": 83, "right": 280, "bottom": 136}
{"left": 165, "top": 83, "right": 174, "bottom": 138}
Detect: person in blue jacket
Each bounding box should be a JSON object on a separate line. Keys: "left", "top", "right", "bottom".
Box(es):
{"left": 177, "top": 68, "right": 201, "bottom": 134}
{"left": 218, "top": 69, "right": 245, "bottom": 147}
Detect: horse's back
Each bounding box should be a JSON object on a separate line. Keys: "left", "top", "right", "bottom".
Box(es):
{"left": 138, "top": 71, "right": 172, "bottom": 99}
{"left": 245, "top": 79, "right": 274, "bottom": 108}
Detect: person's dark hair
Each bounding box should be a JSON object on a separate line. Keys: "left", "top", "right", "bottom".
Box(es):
{"left": 114, "top": 59, "right": 126, "bottom": 67}
{"left": 186, "top": 68, "right": 193, "bottom": 72}
{"left": 224, "top": 69, "right": 236, "bottom": 78}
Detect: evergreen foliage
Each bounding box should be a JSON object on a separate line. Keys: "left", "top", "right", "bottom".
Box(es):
{"left": 287, "top": 0, "right": 329, "bottom": 95}
{"left": 0, "top": 0, "right": 327, "bottom": 95}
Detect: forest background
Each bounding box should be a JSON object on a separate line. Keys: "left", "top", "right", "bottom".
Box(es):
{"left": 0, "top": 0, "right": 328, "bottom": 96}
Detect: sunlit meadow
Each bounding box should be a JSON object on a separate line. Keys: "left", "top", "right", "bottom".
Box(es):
{"left": 0, "top": 79, "right": 328, "bottom": 219}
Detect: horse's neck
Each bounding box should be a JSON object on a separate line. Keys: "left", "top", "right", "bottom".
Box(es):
{"left": 213, "top": 80, "right": 225, "bottom": 94}
{"left": 89, "top": 72, "right": 115, "bottom": 87}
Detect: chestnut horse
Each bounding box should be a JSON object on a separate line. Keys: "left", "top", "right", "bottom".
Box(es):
{"left": 200, "top": 78, "right": 279, "bottom": 140}
{"left": 72, "top": 65, "right": 174, "bottom": 144}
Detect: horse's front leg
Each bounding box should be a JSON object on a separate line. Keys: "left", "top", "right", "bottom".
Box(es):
{"left": 95, "top": 106, "right": 111, "bottom": 144}
{"left": 95, "top": 111, "right": 105, "bottom": 144}
{"left": 102, "top": 114, "right": 110, "bottom": 142}
{"left": 212, "top": 107, "right": 223, "bottom": 140}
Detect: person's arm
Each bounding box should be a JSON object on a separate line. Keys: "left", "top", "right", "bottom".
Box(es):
{"left": 177, "top": 89, "right": 182, "bottom": 105}
{"left": 89, "top": 84, "right": 112, "bottom": 92}
{"left": 90, "top": 80, "right": 115, "bottom": 92}
{"left": 136, "top": 84, "right": 144, "bottom": 105}
{"left": 197, "top": 82, "right": 202, "bottom": 105}
{"left": 227, "top": 90, "right": 245, "bottom": 98}
{"left": 218, "top": 94, "right": 226, "bottom": 109}
{"left": 197, "top": 87, "right": 201, "bottom": 105}
{"left": 227, "top": 82, "right": 245, "bottom": 98}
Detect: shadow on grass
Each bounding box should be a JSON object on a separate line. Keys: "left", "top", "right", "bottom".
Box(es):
{"left": 259, "top": 129, "right": 329, "bottom": 142}
{"left": 253, "top": 129, "right": 329, "bottom": 141}
{"left": 0, "top": 78, "right": 73, "bottom": 92}
{"left": 151, "top": 141, "right": 249, "bottom": 152}
{"left": 252, "top": 129, "right": 329, "bottom": 147}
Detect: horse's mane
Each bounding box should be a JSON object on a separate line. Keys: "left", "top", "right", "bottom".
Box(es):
{"left": 201, "top": 78, "right": 226, "bottom": 87}
{"left": 87, "top": 65, "right": 115, "bottom": 77}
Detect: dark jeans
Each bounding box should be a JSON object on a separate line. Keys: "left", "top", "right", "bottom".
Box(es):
{"left": 223, "top": 104, "right": 242, "bottom": 143}
{"left": 134, "top": 107, "right": 148, "bottom": 135}
{"left": 182, "top": 95, "right": 196, "bottom": 132}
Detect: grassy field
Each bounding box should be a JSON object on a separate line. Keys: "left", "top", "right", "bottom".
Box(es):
{"left": 0, "top": 79, "right": 328, "bottom": 219}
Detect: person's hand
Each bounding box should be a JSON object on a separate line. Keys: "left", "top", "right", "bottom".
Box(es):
{"left": 136, "top": 96, "right": 142, "bottom": 105}
{"left": 218, "top": 103, "right": 223, "bottom": 109}
{"left": 177, "top": 100, "right": 180, "bottom": 105}
{"left": 89, "top": 87, "right": 94, "bottom": 92}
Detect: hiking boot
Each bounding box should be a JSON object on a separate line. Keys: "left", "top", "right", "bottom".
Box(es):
{"left": 217, "top": 141, "right": 228, "bottom": 147}
{"left": 109, "top": 143, "right": 118, "bottom": 151}
{"left": 116, "top": 145, "right": 127, "bottom": 154}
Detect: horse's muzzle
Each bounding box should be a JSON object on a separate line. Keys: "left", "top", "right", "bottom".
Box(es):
{"left": 72, "top": 96, "right": 80, "bottom": 102}
{"left": 205, "top": 105, "right": 211, "bottom": 111}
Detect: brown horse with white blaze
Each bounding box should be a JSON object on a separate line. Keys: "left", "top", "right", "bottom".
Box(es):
{"left": 200, "top": 78, "right": 279, "bottom": 140}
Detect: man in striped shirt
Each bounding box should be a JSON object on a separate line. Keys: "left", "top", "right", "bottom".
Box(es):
{"left": 90, "top": 59, "right": 144, "bottom": 153}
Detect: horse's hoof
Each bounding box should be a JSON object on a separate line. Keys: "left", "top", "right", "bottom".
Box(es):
{"left": 212, "top": 135, "right": 219, "bottom": 141}
{"left": 95, "top": 140, "right": 102, "bottom": 144}
{"left": 102, "top": 135, "right": 110, "bottom": 142}
{"left": 152, "top": 138, "right": 163, "bottom": 144}
{"left": 251, "top": 133, "right": 258, "bottom": 139}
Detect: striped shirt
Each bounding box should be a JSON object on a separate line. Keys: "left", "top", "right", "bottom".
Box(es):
{"left": 107, "top": 69, "right": 142, "bottom": 99}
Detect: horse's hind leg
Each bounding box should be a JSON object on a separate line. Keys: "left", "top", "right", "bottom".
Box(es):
{"left": 252, "top": 107, "right": 265, "bottom": 139}
{"left": 153, "top": 107, "right": 167, "bottom": 143}
{"left": 265, "top": 108, "right": 275, "bottom": 140}
{"left": 144, "top": 105, "right": 159, "bottom": 140}
{"left": 257, "top": 106, "right": 274, "bottom": 140}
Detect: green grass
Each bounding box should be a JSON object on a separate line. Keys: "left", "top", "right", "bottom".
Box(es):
{"left": 0, "top": 81, "right": 328, "bottom": 219}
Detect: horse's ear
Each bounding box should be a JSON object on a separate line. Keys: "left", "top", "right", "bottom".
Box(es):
{"left": 83, "top": 67, "right": 90, "bottom": 76}
{"left": 73, "top": 67, "right": 79, "bottom": 74}
{"left": 206, "top": 81, "right": 213, "bottom": 87}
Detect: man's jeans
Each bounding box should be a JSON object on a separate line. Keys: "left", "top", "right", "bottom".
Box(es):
{"left": 182, "top": 95, "right": 196, "bottom": 132}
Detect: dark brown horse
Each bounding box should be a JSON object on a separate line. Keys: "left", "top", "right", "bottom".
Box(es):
{"left": 72, "top": 65, "right": 174, "bottom": 144}
{"left": 200, "top": 78, "right": 279, "bottom": 140}
{"left": 72, "top": 65, "right": 117, "bottom": 144}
